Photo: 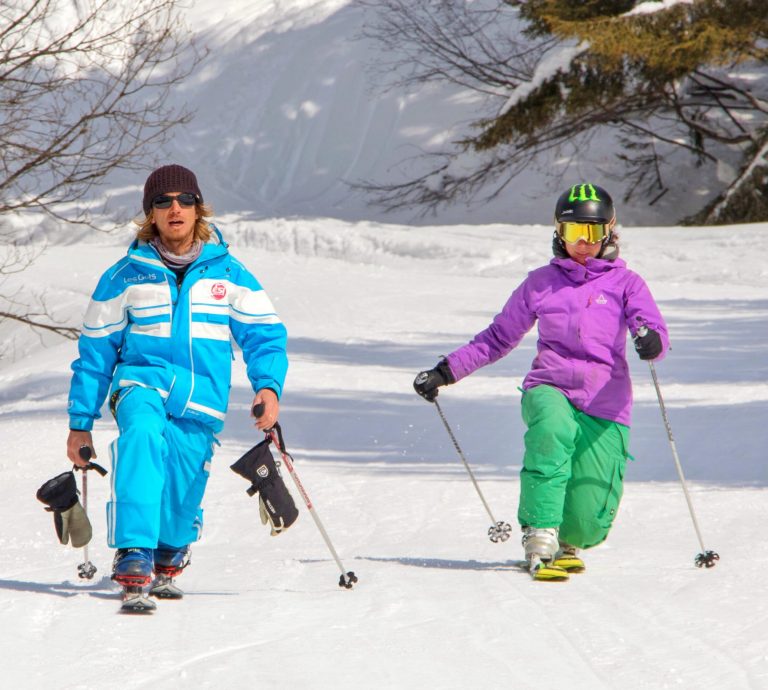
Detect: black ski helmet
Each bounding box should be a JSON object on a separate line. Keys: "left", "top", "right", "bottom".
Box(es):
{"left": 552, "top": 183, "right": 618, "bottom": 260}
{"left": 554, "top": 183, "right": 615, "bottom": 224}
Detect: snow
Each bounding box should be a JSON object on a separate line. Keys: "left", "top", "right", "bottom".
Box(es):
{"left": 2, "top": 1, "right": 768, "bottom": 688}
{"left": 626, "top": 0, "right": 694, "bottom": 17}
{"left": 92, "top": 0, "right": 759, "bottom": 227}
{"left": 2, "top": 218, "right": 768, "bottom": 689}
{"left": 497, "top": 43, "right": 586, "bottom": 117}
{"left": 709, "top": 139, "right": 768, "bottom": 221}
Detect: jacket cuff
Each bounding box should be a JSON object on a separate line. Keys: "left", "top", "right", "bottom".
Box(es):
{"left": 254, "top": 382, "right": 282, "bottom": 400}
{"left": 437, "top": 360, "right": 456, "bottom": 385}
{"left": 68, "top": 415, "right": 94, "bottom": 432}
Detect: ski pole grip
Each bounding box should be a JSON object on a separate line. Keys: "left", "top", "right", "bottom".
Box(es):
{"left": 74, "top": 458, "right": 108, "bottom": 477}
{"left": 76, "top": 445, "right": 107, "bottom": 476}
{"left": 252, "top": 402, "right": 266, "bottom": 419}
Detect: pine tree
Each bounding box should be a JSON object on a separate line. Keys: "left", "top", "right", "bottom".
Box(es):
{"left": 362, "top": 0, "right": 768, "bottom": 222}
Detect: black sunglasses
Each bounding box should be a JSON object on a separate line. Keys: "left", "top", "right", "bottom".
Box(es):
{"left": 152, "top": 192, "right": 197, "bottom": 209}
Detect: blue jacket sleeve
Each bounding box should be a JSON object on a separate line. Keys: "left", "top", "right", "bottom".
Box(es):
{"left": 227, "top": 261, "right": 288, "bottom": 397}
{"left": 68, "top": 268, "right": 126, "bottom": 430}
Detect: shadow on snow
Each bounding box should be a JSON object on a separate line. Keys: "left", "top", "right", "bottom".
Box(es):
{"left": 222, "top": 298, "right": 767, "bottom": 487}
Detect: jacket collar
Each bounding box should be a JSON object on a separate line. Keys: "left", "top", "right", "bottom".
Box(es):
{"left": 551, "top": 256, "right": 626, "bottom": 284}
{"left": 126, "top": 223, "right": 228, "bottom": 271}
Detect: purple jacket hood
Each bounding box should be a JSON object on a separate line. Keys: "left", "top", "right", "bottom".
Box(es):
{"left": 445, "top": 256, "right": 669, "bottom": 426}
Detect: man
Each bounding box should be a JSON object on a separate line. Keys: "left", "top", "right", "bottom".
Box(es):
{"left": 66, "top": 164, "right": 288, "bottom": 596}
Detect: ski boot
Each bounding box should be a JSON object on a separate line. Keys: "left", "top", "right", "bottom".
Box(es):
{"left": 522, "top": 527, "right": 569, "bottom": 582}
{"left": 553, "top": 542, "right": 585, "bottom": 573}
{"left": 149, "top": 545, "right": 190, "bottom": 600}
{"left": 112, "top": 548, "right": 156, "bottom": 613}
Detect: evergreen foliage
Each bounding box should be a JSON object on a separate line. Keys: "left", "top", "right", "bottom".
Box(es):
{"left": 687, "top": 132, "right": 768, "bottom": 224}
{"left": 475, "top": 0, "right": 768, "bottom": 218}
{"left": 483, "top": 0, "right": 767, "bottom": 148}
{"left": 363, "top": 0, "right": 768, "bottom": 223}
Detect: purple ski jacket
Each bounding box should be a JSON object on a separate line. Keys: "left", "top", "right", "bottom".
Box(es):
{"left": 445, "top": 256, "right": 669, "bottom": 426}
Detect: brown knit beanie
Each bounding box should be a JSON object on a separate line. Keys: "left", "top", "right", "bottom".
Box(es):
{"left": 143, "top": 164, "right": 203, "bottom": 214}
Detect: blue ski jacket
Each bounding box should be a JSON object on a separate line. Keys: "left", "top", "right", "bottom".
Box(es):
{"left": 68, "top": 225, "right": 288, "bottom": 433}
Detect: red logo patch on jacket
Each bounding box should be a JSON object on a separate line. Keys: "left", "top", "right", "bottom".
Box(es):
{"left": 211, "top": 282, "right": 227, "bottom": 300}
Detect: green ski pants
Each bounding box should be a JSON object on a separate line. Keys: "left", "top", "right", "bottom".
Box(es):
{"left": 517, "top": 385, "right": 630, "bottom": 549}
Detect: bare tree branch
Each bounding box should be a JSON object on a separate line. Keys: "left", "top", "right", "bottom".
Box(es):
{"left": 0, "top": 0, "right": 205, "bottom": 222}
{"left": 357, "top": 0, "right": 768, "bottom": 222}
{"left": 0, "top": 309, "right": 79, "bottom": 340}
{"left": 0, "top": 0, "right": 203, "bottom": 341}
{"left": 358, "top": 0, "right": 548, "bottom": 95}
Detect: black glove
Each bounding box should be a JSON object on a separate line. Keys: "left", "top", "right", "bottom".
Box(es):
{"left": 230, "top": 438, "right": 299, "bottom": 535}
{"left": 634, "top": 327, "right": 663, "bottom": 360}
{"left": 413, "top": 360, "right": 455, "bottom": 402}
{"left": 36, "top": 471, "right": 92, "bottom": 548}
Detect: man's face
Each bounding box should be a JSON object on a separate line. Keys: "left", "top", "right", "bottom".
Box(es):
{"left": 152, "top": 192, "right": 197, "bottom": 249}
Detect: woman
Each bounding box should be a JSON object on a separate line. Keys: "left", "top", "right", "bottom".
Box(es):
{"left": 66, "top": 164, "right": 288, "bottom": 601}
{"left": 414, "top": 183, "right": 668, "bottom": 580}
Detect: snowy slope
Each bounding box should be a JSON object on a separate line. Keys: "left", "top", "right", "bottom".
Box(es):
{"left": 1, "top": 218, "right": 767, "bottom": 689}
{"left": 93, "top": 0, "right": 743, "bottom": 227}
{"left": 3, "top": 1, "right": 768, "bottom": 687}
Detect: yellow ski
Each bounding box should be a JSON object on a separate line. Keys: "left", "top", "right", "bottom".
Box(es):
{"left": 552, "top": 554, "right": 585, "bottom": 573}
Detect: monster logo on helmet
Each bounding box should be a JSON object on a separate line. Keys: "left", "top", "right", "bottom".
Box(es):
{"left": 555, "top": 183, "right": 615, "bottom": 224}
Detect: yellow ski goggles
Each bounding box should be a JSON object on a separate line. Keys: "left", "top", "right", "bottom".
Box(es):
{"left": 557, "top": 221, "right": 610, "bottom": 245}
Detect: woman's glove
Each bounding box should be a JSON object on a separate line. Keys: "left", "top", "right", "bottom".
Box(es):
{"left": 634, "top": 327, "right": 663, "bottom": 360}
{"left": 413, "top": 361, "right": 455, "bottom": 401}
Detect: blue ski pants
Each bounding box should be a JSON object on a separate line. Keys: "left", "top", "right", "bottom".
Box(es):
{"left": 106, "top": 386, "right": 216, "bottom": 549}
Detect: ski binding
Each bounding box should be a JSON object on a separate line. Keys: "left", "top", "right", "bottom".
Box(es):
{"left": 149, "top": 574, "right": 184, "bottom": 599}
{"left": 528, "top": 555, "right": 569, "bottom": 582}
{"left": 120, "top": 586, "right": 157, "bottom": 613}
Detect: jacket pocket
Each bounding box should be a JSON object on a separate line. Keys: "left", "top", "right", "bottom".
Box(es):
{"left": 596, "top": 457, "right": 626, "bottom": 529}
{"left": 595, "top": 424, "right": 629, "bottom": 528}
{"left": 111, "top": 386, "right": 136, "bottom": 421}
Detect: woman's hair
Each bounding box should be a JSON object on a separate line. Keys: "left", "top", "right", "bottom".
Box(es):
{"left": 600, "top": 230, "right": 620, "bottom": 260}
{"left": 134, "top": 201, "right": 215, "bottom": 243}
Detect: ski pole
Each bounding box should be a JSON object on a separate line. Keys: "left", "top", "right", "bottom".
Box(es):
{"left": 74, "top": 445, "right": 108, "bottom": 580}
{"left": 253, "top": 405, "right": 358, "bottom": 589}
{"left": 432, "top": 399, "right": 512, "bottom": 543}
{"left": 637, "top": 330, "right": 719, "bottom": 568}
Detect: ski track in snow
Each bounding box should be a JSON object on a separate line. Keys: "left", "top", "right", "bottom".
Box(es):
{"left": 2, "top": 219, "right": 768, "bottom": 689}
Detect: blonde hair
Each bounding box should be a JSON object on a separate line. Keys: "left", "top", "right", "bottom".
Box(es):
{"left": 135, "top": 201, "right": 215, "bottom": 243}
